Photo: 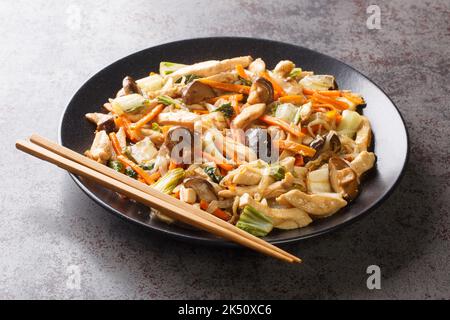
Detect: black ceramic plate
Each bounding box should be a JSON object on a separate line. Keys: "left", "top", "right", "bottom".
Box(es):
{"left": 60, "top": 37, "right": 408, "bottom": 245}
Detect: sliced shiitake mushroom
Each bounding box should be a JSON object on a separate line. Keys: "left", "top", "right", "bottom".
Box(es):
{"left": 116, "top": 76, "right": 142, "bottom": 97}
{"left": 329, "top": 156, "right": 359, "bottom": 201}
{"left": 85, "top": 112, "right": 116, "bottom": 133}
{"left": 247, "top": 77, "right": 274, "bottom": 105}
{"left": 182, "top": 80, "right": 216, "bottom": 104}
{"left": 184, "top": 177, "right": 218, "bottom": 202}
{"left": 324, "top": 131, "right": 341, "bottom": 153}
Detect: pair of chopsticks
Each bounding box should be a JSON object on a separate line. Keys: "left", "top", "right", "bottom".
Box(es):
{"left": 16, "top": 134, "right": 301, "bottom": 263}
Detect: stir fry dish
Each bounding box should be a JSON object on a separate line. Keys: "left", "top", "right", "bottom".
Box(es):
{"left": 85, "top": 56, "right": 376, "bottom": 237}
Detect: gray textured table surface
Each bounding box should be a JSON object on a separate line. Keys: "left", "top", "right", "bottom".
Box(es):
{"left": 1, "top": 0, "right": 449, "bottom": 299}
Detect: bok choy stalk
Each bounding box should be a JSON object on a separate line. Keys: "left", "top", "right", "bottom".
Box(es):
{"left": 111, "top": 94, "right": 149, "bottom": 114}
{"left": 157, "top": 95, "right": 182, "bottom": 107}
{"left": 159, "top": 62, "right": 187, "bottom": 76}
{"left": 337, "top": 110, "right": 363, "bottom": 138}
{"left": 152, "top": 168, "right": 185, "bottom": 194}
{"left": 236, "top": 205, "right": 273, "bottom": 237}
{"left": 275, "top": 103, "right": 297, "bottom": 123}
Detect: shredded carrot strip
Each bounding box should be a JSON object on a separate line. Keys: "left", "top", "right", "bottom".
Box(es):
{"left": 259, "top": 115, "right": 304, "bottom": 138}
{"left": 173, "top": 190, "right": 180, "bottom": 199}
{"left": 236, "top": 64, "right": 250, "bottom": 80}
{"left": 202, "top": 151, "right": 234, "bottom": 171}
{"left": 199, "top": 199, "right": 230, "bottom": 220}
{"left": 109, "top": 132, "right": 123, "bottom": 155}
{"left": 192, "top": 109, "right": 210, "bottom": 115}
{"left": 325, "top": 110, "right": 342, "bottom": 125}
{"left": 212, "top": 207, "right": 230, "bottom": 221}
{"left": 302, "top": 88, "right": 316, "bottom": 95}
{"left": 311, "top": 93, "right": 349, "bottom": 110}
{"left": 274, "top": 140, "right": 316, "bottom": 157}
{"left": 131, "top": 104, "right": 164, "bottom": 131}
{"left": 279, "top": 95, "right": 306, "bottom": 105}
{"left": 199, "top": 199, "right": 209, "bottom": 210}
{"left": 149, "top": 171, "right": 161, "bottom": 182}
{"left": 260, "top": 71, "right": 286, "bottom": 96}
{"left": 117, "top": 155, "right": 155, "bottom": 185}
{"left": 342, "top": 92, "right": 365, "bottom": 105}
{"left": 198, "top": 79, "right": 250, "bottom": 94}
{"left": 294, "top": 155, "right": 304, "bottom": 166}
{"left": 317, "top": 90, "right": 341, "bottom": 97}
{"left": 114, "top": 116, "right": 142, "bottom": 142}
{"left": 168, "top": 160, "right": 183, "bottom": 170}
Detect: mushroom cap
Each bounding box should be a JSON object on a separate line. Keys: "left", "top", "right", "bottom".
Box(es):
{"left": 329, "top": 157, "right": 359, "bottom": 201}
{"left": 247, "top": 77, "right": 274, "bottom": 105}
{"left": 182, "top": 80, "right": 216, "bottom": 105}
{"left": 184, "top": 177, "right": 218, "bottom": 202}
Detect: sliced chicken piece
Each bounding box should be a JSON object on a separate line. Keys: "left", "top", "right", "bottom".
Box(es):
{"left": 262, "top": 172, "right": 295, "bottom": 199}
{"left": 232, "top": 167, "right": 262, "bottom": 185}
{"left": 350, "top": 151, "right": 376, "bottom": 177}
{"left": 156, "top": 111, "right": 201, "bottom": 129}
{"left": 204, "top": 71, "right": 239, "bottom": 83}
{"left": 273, "top": 60, "right": 295, "bottom": 78}
{"left": 218, "top": 185, "right": 259, "bottom": 198}
{"left": 231, "top": 103, "right": 266, "bottom": 129}
{"left": 239, "top": 193, "right": 312, "bottom": 230}
{"left": 355, "top": 116, "right": 372, "bottom": 151}
{"left": 248, "top": 58, "right": 266, "bottom": 75}
{"left": 168, "top": 56, "right": 253, "bottom": 80}
{"left": 140, "top": 128, "right": 165, "bottom": 146}
{"left": 86, "top": 130, "right": 112, "bottom": 164}
{"left": 276, "top": 190, "right": 347, "bottom": 217}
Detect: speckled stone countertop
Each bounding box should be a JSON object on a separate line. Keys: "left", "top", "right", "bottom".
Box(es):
{"left": 1, "top": 0, "right": 449, "bottom": 299}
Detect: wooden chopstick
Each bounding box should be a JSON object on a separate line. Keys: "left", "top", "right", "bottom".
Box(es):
{"left": 16, "top": 138, "right": 300, "bottom": 263}
{"left": 29, "top": 134, "right": 301, "bottom": 263}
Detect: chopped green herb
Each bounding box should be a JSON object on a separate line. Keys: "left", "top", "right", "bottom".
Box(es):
{"left": 125, "top": 167, "right": 138, "bottom": 179}
{"left": 238, "top": 76, "right": 252, "bottom": 86}
{"left": 139, "top": 162, "right": 155, "bottom": 171}
{"left": 151, "top": 122, "right": 161, "bottom": 132}
{"left": 108, "top": 160, "right": 124, "bottom": 172}
{"left": 269, "top": 164, "right": 285, "bottom": 181}
{"left": 289, "top": 67, "right": 302, "bottom": 78}
{"left": 214, "top": 102, "right": 235, "bottom": 119}
{"left": 157, "top": 95, "right": 181, "bottom": 106}
{"left": 204, "top": 166, "right": 223, "bottom": 183}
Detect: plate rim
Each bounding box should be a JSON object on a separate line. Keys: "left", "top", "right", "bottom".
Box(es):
{"left": 59, "top": 36, "right": 410, "bottom": 246}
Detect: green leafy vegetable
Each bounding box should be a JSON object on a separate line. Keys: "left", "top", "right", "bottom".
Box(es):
{"left": 139, "top": 162, "right": 155, "bottom": 171}
{"left": 275, "top": 103, "right": 298, "bottom": 123}
{"left": 236, "top": 205, "right": 273, "bottom": 237}
{"left": 125, "top": 167, "right": 138, "bottom": 179}
{"left": 214, "top": 103, "right": 235, "bottom": 119}
{"left": 157, "top": 95, "right": 182, "bottom": 106}
{"left": 108, "top": 160, "right": 124, "bottom": 172}
{"left": 269, "top": 164, "right": 286, "bottom": 181}
{"left": 151, "top": 122, "right": 161, "bottom": 132}
{"left": 238, "top": 76, "right": 252, "bottom": 86}
{"left": 288, "top": 67, "right": 302, "bottom": 78}
{"left": 176, "top": 74, "right": 200, "bottom": 84}
{"left": 204, "top": 166, "right": 223, "bottom": 183}
{"left": 337, "top": 110, "right": 363, "bottom": 138}
{"left": 152, "top": 168, "right": 185, "bottom": 194}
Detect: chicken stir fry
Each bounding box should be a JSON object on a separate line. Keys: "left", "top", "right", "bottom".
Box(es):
{"left": 85, "top": 56, "right": 376, "bottom": 237}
